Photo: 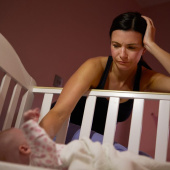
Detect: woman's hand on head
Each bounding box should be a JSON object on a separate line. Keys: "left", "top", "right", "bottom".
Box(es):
{"left": 142, "top": 16, "right": 156, "bottom": 49}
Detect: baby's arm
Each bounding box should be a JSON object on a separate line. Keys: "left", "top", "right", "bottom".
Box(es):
{"left": 21, "top": 109, "right": 65, "bottom": 168}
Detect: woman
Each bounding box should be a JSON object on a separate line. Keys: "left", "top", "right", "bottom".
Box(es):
{"left": 40, "top": 12, "right": 170, "bottom": 140}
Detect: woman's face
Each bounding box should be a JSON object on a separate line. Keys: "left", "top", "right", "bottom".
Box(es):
{"left": 110, "top": 30, "right": 145, "bottom": 70}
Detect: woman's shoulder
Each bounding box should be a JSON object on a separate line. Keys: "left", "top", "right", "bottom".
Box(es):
{"left": 79, "top": 56, "right": 109, "bottom": 88}
{"left": 140, "top": 66, "right": 159, "bottom": 91}
{"left": 85, "top": 56, "right": 109, "bottom": 69}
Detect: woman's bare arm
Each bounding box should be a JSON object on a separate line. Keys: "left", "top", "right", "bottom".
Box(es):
{"left": 142, "top": 16, "right": 170, "bottom": 74}
{"left": 39, "top": 57, "right": 105, "bottom": 139}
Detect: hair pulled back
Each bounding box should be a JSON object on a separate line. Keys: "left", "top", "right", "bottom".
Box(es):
{"left": 109, "top": 12, "right": 147, "bottom": 40}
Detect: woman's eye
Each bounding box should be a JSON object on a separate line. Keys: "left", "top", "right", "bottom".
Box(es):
{"left": 128, "top": 46, "right": 136, "bottom": 50}
{"left": 113, "top": 44, "right": 120, "bottom": 48}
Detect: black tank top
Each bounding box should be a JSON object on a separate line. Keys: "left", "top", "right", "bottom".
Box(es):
{"left": 70, "top": 56, "right": 142, "bottom": 134}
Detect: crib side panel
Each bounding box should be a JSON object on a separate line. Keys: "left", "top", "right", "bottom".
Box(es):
{"left": 79, "top": 95, "right": 97, "bottom": 139}
{"left": 103, "top": 97, "right": 120, "bottom": 144}
{"left": 0, "top": 76, "right": 35, "bottom": 130}
{"left": 0, "top": 33, "right": 36, "bottom": 89}
{"left": 15, "top": 91, "right": 35, "bottom": 128}
{"left": 0, "top": 74, "right": 11, "bottom": 116}
{"left": 0, "top": 161, "right": 50, "bottom": 170}
{"left": 0, "top": 33, "right": 36, "bottom": 130}
{"left": 32, "top": 87, "right": 70, "bottom": 144}
{"left": 128, "top": 99, "right": 145, "bottom": 154}
{"left": 155, "top": 100, "right": 170, "bottom": 162}
{"left": 2, "top": 84, "right": 22, "bottom": 130}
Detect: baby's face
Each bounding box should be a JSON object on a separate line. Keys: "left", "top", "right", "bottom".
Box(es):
{"left": 0, "top": 128, "right": 30, "bottom": 164}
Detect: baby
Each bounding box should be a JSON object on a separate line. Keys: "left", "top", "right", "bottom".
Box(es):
{"left": 0, "top": 108, "right": 66, "bottom": 169}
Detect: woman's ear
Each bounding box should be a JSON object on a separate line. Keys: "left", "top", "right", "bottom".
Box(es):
{"left": 19, "top": 144, "right": 31, "bottom": 155}
{"left": 142, "top": 48, "right": 146, "bottom": 55}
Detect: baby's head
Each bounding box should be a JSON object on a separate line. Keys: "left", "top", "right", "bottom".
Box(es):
{"left": 0, "top": 127, "right": 30, "bottom": 165}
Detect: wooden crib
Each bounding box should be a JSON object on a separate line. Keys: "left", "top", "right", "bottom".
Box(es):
{"left": 0, "top": 33, "right": 169, "bottom": 169}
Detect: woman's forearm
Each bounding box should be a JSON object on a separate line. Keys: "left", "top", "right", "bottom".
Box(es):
{"left": 39, "top": 110, "right": 66, "bottom": 139}
{"left": 146, "top": 42, "right": 170, "bottom": 74}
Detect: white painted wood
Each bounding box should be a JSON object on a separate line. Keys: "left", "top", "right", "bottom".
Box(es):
{"left": 33, "top": 87, "right": 170, "bottom": 100}
{"left": 39, "top": 93, "right": 54, "bottom": 122}
{"left": 2, "top": 84, "right": 22, "bottom": 130}
{"left": 0, "top": 74, "right": 11, "bottom": 116}
{"left": 155, "top": 100, "right": 170, "bottom": 162}
{"left": 128, "top": 99, "right": 145, "bottom": 154}
{"left": 15, "top": 91, "right": 34, "bottom": 128}
{"left": 0, "top": 161, "right": 50, "bottom": 170}
{"left": 79, "top": 96, "right": 97, "bottom": 139}
{"left": 0, "top": 34, "right": 36, "bottom": 89}
{"left": 103, "top": 97, "right": 120, "bottom": 144}
{"left": 33, "top": 86, "right": 62, "bottom": 94}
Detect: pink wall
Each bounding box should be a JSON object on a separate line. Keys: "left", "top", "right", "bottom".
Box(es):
{"left": 142, "top": 2, "right": 170, "bottom": 75}
{"left": 0, "top": 0, "right": 169, "bottom": 160}
{"left": 141, "top": 2, "right": 170, "bottom": 160}
{"left": 0, "top": 0, "right": 141, "bottom": 86}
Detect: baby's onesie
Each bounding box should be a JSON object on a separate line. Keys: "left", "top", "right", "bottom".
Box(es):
{"left": 21, "top": 120, "right": 66, "bottom": 169}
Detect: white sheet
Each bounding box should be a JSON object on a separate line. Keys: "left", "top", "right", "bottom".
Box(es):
{"left": 61, "top": 137, "right": 170, "bottom": 170}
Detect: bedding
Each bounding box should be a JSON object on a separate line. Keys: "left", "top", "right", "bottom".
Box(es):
{"left": 61, "top": 137, "right": 170, "bottom": 170}
{"left": 66, "top": 123, "right": 151, "bottom": 157}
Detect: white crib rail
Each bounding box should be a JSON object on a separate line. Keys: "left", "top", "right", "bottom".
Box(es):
{"left": 0, "top": 33, "right": 36, "bottom": 130}
{"left": 2, "top": 83, "right": 22, "bottom": 130}
{"left": 155, "top": 100, "right": 170, "bottom": 162}
{"left": 15, "top": 90, "right": 35, "bottom": 128}
{"left": 0, "top": 74, "right": 11, "bottom": 116}
{"left": 32, "top": 87, "right": 170, "bottom": 161}
{"left": 32, "top": 87, "right": 69, "bottom": 143}
{"left": 79, "top": 95, "right": 97, "bottom": 139}
{"left": 128, "top": 98, "right": 145, "bottom": 154}
{"left": 1, "top": 77, "right": 170, "bottom": 162}
{"left": 103, "top": 97, "right": 120, "bottom": 144}
{"left": 0, "top": 161, "right": 49, "bottom": 170}
{"left": 0, "top": 34, "right": 36, "bottom": 89}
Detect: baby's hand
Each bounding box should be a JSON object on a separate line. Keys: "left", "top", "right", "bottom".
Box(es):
{"left": 23, "top": 108, "right": 40, "bottom": 122}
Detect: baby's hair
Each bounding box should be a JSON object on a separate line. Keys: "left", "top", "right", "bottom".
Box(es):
{"left": 0, "top": 129, "right": 11, "bottom": 161}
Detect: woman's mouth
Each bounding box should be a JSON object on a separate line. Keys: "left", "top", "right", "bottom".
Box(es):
{"left": 118, "top": 61, "right": 128, "bottom": 64}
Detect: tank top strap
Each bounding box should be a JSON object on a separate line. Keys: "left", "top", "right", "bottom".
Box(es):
{"left": 133, "top": 63, "right": 142, "bottom": 91}
{"left": 96, "top": 56, "right": 142, "bottom": 91}
{"left": 96, "top": 56, "right": 113, "bottom": 89}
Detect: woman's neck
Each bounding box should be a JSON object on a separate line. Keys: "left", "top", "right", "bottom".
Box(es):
{"left": 111, "top": 63, "right": 138, "bottom": 87}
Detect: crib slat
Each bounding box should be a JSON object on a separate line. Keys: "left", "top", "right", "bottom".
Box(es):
{"left": 128, "top": 98, "right": 144, "bottom": 154}
{"left": 39, "top": 93, "right": 53, "bottom": 122}
{"left": 79, "top": 96, "right": 97, "bottom": 139}
{"left": 155, "top": 100, "right": 170, "bottom": 162}
{"left": 2, "top": 83, "right": 21, "bottom": 130}
{"left": 103, "top": 97, "right": 120, "bottom": 144}
{"left": 15, "top": 91, "right": 34, "bottom": 128}
{"left": 0, "top": 74, "right": 11, "bottom": 116}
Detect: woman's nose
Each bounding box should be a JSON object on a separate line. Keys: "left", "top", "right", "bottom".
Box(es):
{"left": 120, "top": 47, "right": 128, "bottom": 59}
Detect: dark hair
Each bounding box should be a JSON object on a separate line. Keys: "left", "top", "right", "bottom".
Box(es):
{"left": 109, "top": 12, "right": 147, "bottom": 40}
{"left": 109, "top": 12, "right": 151, "bottom": 69}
